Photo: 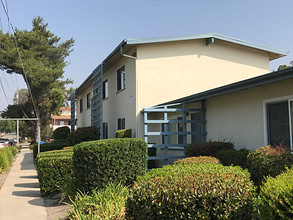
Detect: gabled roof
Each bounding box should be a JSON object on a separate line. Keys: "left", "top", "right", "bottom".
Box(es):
{"left": 161, "top": 67, "right": 293, "bottom": 106}
{"left": 126, "top": 33, "right": 288, "bottom": 60}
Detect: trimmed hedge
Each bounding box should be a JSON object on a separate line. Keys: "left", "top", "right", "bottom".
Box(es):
{"left": 216, "top": 148, "right": 250, "bottom": 169}
{"left": 36, "top": 149, "right": 74, "bottom": 196}
{"left": 126, "top": 163, "right": 255, "bottom": 219}
{"left": 174, "top": 156, "right": 220, "bottom": 165}
{"left": 259, "top": 167, "right": 293, "bottom": 219}
{"left": 115, "top": 129, "right": 132, "bottom": 138}
{"left": 247, "top": 144, "right": 293, "bottom": 186}
{"left": 67, "top": 126, "right": 99, "bottom": 145}
{"left": 32, "top": 140, "right": 71, "bottom": 158}
{"left": 53, "top": 126, "right": 70, "bottom": 140}
{"left": 73, "top": 138, "right": 148, "bottom": 192}
{"left": 186, "top": 141, "right": 234, "bottom": 157}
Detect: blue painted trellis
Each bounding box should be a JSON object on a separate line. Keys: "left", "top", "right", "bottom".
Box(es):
{"left": 144, "top": 101, "right": 206, "bottom": 166}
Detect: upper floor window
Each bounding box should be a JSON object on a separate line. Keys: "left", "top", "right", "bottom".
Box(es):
{"left": 103, "top": 80, "right": 108, "bottom": 99}
{"left": 86, "top": 93, "right": 91, "bottom": 109}
{"left": 79, "top": 98, "right": 83, "bottom": 113}
{"left": 117, "top": 66, "right": 125, "bottom": 92}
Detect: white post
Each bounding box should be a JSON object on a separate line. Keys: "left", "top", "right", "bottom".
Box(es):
{"left": 16, "top": 119, "right": 19, "bottom": 145}
{"left": 37, "top": 120, "right": 41, "bottom": 154}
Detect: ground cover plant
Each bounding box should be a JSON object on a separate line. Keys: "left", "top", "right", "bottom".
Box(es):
{"left": 126, "top": 163, "right": 255, "bottom": 220}
{"left": 247, "top": 143, "right": 293, "bottom": 186}
{"left": 259, "top": 167, "right": 293, "bottom": 219}
{"left": 67, "top": 183, "right": 128, "bottom": 220}
{"left": 73, "top": 138, "right": 147, "bottom": 193}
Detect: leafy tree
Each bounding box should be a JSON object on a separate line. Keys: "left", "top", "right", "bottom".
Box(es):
{"left": 0, "top": 17, "right": 74, "bottom": 139}
{"left": 278, "top": 61, "right": 293, "bottom": 71}
{"left": 0, "top": 120, "right": 16, "bottom": 133}
{"left": 13, "top": 89, "right": 29, "bottom": 104}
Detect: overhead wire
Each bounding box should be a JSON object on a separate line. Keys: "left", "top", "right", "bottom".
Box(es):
{"left": 0, "top": 0, "right": 39, "bottom": 119}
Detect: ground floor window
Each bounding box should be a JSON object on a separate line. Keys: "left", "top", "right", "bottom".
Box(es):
{"left": 117, "top": 118, "right": 125, "bottom": 130}
{"left": 103, "top": 122, "right": 108, "bottom": 139}
{"left": 266, "top": 99, "right": 293, "bottom": 148}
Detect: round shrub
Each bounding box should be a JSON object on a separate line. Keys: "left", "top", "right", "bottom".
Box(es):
{"left": 53, "top": 126, "right": 70, "bottom": 140}
{"left": 174, "top": 156, "right": 220, "bottom": 165}
{"left": 73, "top": 138, "right": 147, "bottom": 193}
{"left": 186, "top": 141, "right": 234, "bottom": 157}
{"left": 247, "top": 144, "right": 293, "bottom": 186}
{"left": 67, "top": 126, "right": 99, "bottom": 145}
{"left": 259, "top": 167, "right": 293, "bottom": 219}
{"left": 115, "top": 129, "right": 132, "bottom": 138}
{"left": 126, "top": 163, "right": 255, "bottom": 220}
{"left": 216, "top": 148, "right": 250, "bottom": 169}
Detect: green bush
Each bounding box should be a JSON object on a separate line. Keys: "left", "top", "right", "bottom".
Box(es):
{"left": 53, "top": 126, "right": 70, "bottom": 140}
{"left": 67, "top": 183, "right": 128, "bottom": 220}
{"left": 126, "top": 163, "right": 255, "bottom": 219}
{"left": 216, "top": 148, "right": 250, "bottom": 169}
{"left": 115, "top": 129, "right": 132, "bottom": 138}
{"left": 186, "top": 141, "right": 234, "bottom": 157}
{"left": 174, "top": 156, "right": 220, "bottom": 165}
{"left": 0, "top": 146, "right": 18, "bottom": 173}
{"left": 36, "top": 150, "right": 74, "bottom": 196}
{"left": 259, "top": 167, "right": 293, "bottom": 219}
{"left": 73, "top": 138, "right": 147, "bottom": 193}
{"left": 67, "top": 126, "right": 99, "bottom": 145}
{"left": 247, "top": 144, "right": 293, "bottom": 186}
{"left": 33, "top": 139, "right": 71, "bottom": 158}
{"left": 0, "top": 148, "right": 9, "bottom": 172}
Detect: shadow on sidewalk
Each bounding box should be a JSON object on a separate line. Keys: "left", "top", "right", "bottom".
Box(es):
{"left": 12, "top": 190, "right": 42, "bottom": 198}
{"left": 14, "top": 182, "right": 40, "bottom": 188}
{"left": 20, "top": 175, "right": 38, "bottom": 179}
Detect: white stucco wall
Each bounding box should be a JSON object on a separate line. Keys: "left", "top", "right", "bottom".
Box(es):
{"left": 135, "top": 39, "right": 271, "bottom": 139}
{"left": 206, "top": 78, "right": 293, "bottom": 150}
{"left": 102, "top": 57, "right": 136, "bottom": 138}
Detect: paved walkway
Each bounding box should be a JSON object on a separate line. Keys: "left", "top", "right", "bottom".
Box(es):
{"left": 0, "top": 144, "right": 47, "bottom": 220}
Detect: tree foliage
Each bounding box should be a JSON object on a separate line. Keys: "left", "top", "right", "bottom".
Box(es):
{"left": 0, "top": 17, "right": 74, "bottom": 138}
{"left": 278, "top": 61, "right": 293, "bottom": 71}
{"left": 0, "top": 120, "right": 16, "bottom": 133}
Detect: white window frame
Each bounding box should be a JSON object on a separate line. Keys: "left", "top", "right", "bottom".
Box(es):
{"left": 117, "top": 118, "right": 125, "bottom": 130}
{"left": 117, "top": 66, "right": 125, "bottom": 92}
{"left": 263, "top": 95, "right": 293, "bottom": 150}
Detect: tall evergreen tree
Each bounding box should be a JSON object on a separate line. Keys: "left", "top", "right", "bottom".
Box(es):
{"left": 0, "top": 17, "right": 74, "bottom": 138}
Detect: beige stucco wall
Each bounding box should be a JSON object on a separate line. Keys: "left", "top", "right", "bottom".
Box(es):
{"left": 76, "top": 84, "right": 93, "bottom": 128}
{"left": 206, "top": 78, "right": 293, "bottom": 150}
{"left": 102, "top": 57, "right": 136, "bottom": 138}
{"left": 136, "top": 39, "right": 270, "bottom": 139}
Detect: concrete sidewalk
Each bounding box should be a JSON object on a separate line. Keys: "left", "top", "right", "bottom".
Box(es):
{"left": 0, "top": 144, "right": 47, "bottom": 220}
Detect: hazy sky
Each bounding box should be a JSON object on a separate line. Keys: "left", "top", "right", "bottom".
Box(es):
{"left": 0, "top": 0, "right": 293, "bottom": 111}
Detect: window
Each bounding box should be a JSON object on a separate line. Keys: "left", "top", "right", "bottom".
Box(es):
{"left": 103, "top": 122, "right": 108, "bottom": 139}
{"left": 58, "top": 121, "right": 65, "bottom": 126}
{"left": 103, "top": 80, "right": 108, "bottom": 99}
{"left": 118, "top": 118, "right": 125, "bottom": 130}
{"left": 266, "top": 99, "right": 293, "bottom": 148}
{"left": 86, "top": 93, "right": 91, "bottom": 109}
{"left": 117, "top": 66, "right": 125, "bottom": 91}
{"left": 79, "top": 98, "right": 83, "bottom": 113}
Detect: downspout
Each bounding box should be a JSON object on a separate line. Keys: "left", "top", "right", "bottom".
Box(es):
{"left": 119, "top": 46, "right": 136, "bottom": 60}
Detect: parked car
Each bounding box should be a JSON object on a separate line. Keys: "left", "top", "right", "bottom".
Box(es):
{"left": 0, "top": 138, "right": 9, "bottom": 148}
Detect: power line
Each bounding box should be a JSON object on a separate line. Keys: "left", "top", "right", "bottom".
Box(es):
{"left": 0, "top": 76, "right": 9, "bottom": 105}
{"left": 0, "top": 0, "right": 39, "bottom": 119}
